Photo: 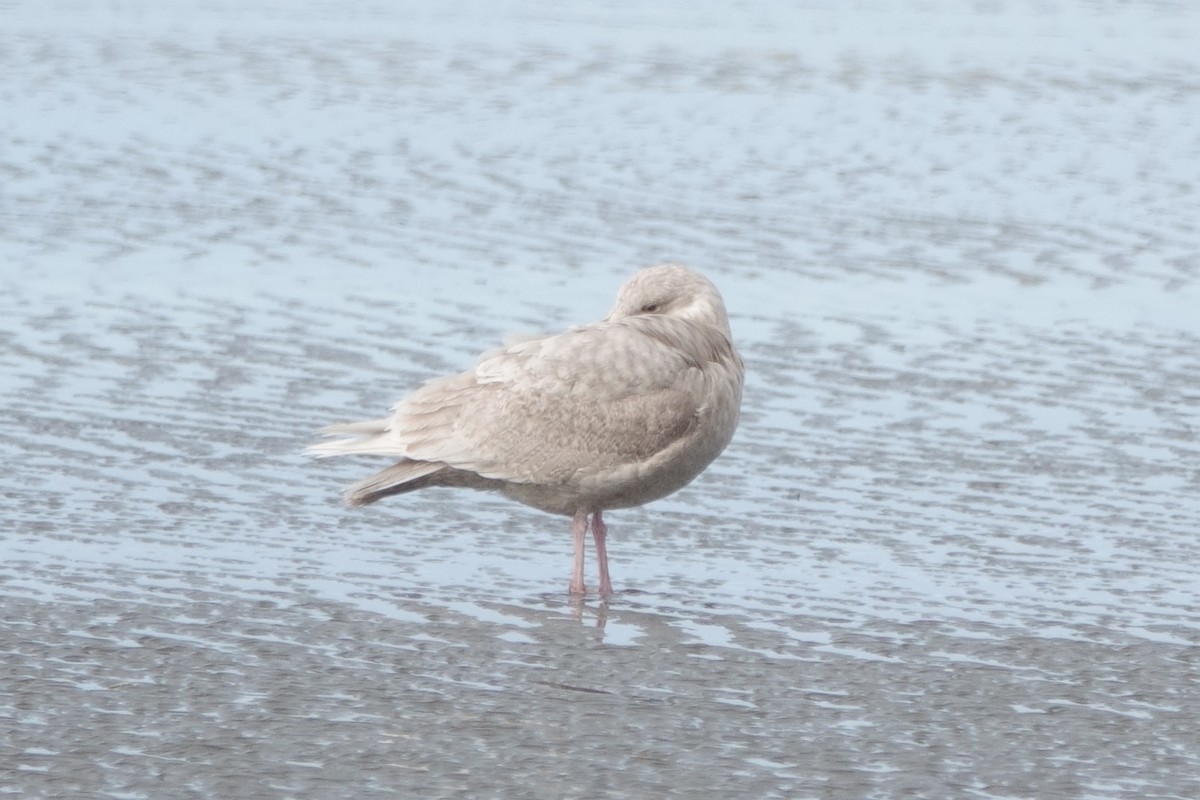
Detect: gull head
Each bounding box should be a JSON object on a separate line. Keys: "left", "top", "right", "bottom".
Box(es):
{"left": 606, "top": 263, "right": 732, "bottom": 338}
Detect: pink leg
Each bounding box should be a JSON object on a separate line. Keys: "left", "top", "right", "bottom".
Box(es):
{"left": 592, "top": 510, "right": 613, "bottom": 597}
{"left": 569, "top": 510, "right": 587, "bottom": 595}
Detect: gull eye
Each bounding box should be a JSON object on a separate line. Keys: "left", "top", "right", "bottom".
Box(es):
{"left": 641, "top": 302, "right": 661, "bottom": 313}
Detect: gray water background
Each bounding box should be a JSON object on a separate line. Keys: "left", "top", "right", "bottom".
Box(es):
{"left": 2, "top": 1, "right": 1199, "bottom": 797}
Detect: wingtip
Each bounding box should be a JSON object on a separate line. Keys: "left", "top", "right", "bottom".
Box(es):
{"left": 305, "top": 439, "right": 346, "bottom": 458}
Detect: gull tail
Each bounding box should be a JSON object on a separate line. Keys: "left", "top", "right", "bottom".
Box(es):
{"left": 342, "top": 461, "right": 446, "bottom": 506}
{"left": 307, "top": 416, "right": 473, "bottom": 506}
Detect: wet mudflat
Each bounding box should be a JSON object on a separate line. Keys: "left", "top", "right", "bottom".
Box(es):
{"left": 3, "top": 2, "right": 1200, "bottom": 798}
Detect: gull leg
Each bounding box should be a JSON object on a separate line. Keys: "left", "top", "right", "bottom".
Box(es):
{"left": 592, "top": 510, "right": 612, "bottom": 597}
{"left": 569, "top": 510, "right": 588, "bottom": 595}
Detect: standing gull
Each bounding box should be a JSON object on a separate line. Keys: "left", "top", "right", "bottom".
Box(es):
{"left": 308, "top": 264, "right": 744, "bottom": 596}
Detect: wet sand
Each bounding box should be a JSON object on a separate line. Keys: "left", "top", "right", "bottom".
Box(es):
{"left": 3, "top": 2, "right": 1199, "bottom": 798}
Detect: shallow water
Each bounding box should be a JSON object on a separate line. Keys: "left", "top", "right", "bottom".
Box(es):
{"left": 3, "top": 1, "right": 1200, "bottom": 798}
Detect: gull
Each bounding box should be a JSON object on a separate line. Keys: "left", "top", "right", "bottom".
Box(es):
{"left": 308, "top": 264, "right": 743, "bottom": 596}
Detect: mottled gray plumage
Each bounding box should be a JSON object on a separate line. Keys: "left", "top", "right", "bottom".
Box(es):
{"left": 308, "top": 263, "right": 743, "bottom": 595}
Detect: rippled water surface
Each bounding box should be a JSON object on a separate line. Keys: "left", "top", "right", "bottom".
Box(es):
{"left": 3, "top": 1, "right": 1199, "bottom": 798}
